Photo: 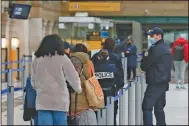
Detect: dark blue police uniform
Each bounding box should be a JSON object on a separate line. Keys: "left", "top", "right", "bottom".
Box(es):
{"left": 124, "top": 44, "right": 137, "bottom": 80}
{"left": 140, "top": 27, "right": 172, "bottom": 125}
{"left": 92, "top": 50, "right": 124, "bottom": 125}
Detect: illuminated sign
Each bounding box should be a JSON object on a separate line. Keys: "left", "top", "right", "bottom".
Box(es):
{"left": 69, "top": 2, "right": 120, "bottom": 12}
{"left": 86, "top": 32, "right": 101, "bottom": 41}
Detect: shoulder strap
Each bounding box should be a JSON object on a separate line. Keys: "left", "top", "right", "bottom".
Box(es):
{"left": 74, "top": 93, "right": 78, "bottom": 115}
{"left": 69, "top": 92, "right": 72, "bottom": 115}
{"left": 69, "top": 92, "right": 78, "bottom": 116}
{"left": 88, "top": 60, "right": 94, "bottom": 77}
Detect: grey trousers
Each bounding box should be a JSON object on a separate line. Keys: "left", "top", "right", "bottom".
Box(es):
{"left": 174, "top": 60, "right": 187, "bottom": 84}
{"left": 77, "top": 109, "right": 97, "bottom": 125}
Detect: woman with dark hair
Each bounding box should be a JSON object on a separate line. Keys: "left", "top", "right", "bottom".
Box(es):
{"left": 73, "top": 43, "right": 88, "bottom": 53}
{"left": 31, "top": 34, "right": 82, "bottom": 125}
{"left": 70, "top": 43, "right": 98, "bottom": 125}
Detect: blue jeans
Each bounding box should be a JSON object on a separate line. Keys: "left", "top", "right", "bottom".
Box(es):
{"left": 38, "top": 110, "right": 67, "bottom": 125}
{"left": 32, "top": 116, "right": 38, "bottom": 125}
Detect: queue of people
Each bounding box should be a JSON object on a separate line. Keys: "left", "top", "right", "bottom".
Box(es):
{"left": 24, "top": 27, "right": 178, "bottom": 125}
{"left": 24, "top": 34, "right": 124, "bottom": 125}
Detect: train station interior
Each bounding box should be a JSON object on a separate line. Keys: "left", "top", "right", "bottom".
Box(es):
{"left": 1, "top": 1, "right": 188, "bottom": 125}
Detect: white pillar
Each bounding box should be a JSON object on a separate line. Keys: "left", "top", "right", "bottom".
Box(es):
{"left": 23, "top": 20, "right": 30, "bottom": 76}
{"left": 5, "top": 15, "right": 11, "bottom": 63}
{"left": 42, "top": 20, "right": 47, "bottom": 37}
{"left": 52, "top": 22, "right": 59, "bottom": 34}
{"left": 23, "top": 20, "right": 30, "bottom": 55}
{"left": 46, "top": 21, "right": 54, "bottom": 35}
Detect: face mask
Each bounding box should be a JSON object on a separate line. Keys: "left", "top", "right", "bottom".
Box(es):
{"left": 149, "top": 37, "right": 157, "bottom": 45}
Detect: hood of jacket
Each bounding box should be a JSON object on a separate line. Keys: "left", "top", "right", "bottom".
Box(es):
{"left": 70, "top": 52, "right": 89, "bottom": 64}
{"left": 174, "top": 37, "right": 188, "bottom": 45}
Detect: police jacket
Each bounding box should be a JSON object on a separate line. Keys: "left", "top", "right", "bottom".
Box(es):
{"left": 125, "top": 44, "right": 137, "bottom": 68}
{"left": 91, "top": 51, "right": 124, "bottom": 96}
{"left": 140, "top": 39, "right": 172, "bottom": 86}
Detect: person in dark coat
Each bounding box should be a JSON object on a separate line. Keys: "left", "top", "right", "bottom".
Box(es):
{"left": 140, "top": 27, "right": 172, "bottom": 125}
{"left": 124, "top": 35, "right": 137, "bottom": 80}
{"left": 91, "top": 38, "right": 124, "bottom": 126}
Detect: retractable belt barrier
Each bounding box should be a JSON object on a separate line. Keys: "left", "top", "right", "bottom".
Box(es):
{"left": 1, "top": 54, "right": 146, "bottom": 125}
{"left": 95, "top": 54, "right": 147, "bottom": 125}
{"left": 1, "top": 55, "right": 32, "bottom": 125}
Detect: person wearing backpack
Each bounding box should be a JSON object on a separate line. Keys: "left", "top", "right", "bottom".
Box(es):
{"left": 171, "top": 35, "right": 188, "bottom": 89}
{"left": 69, "top": 43, "right": 98, "bottom": 125}
{"left": 91, "top": 38, "right": 124, "bottom": 125}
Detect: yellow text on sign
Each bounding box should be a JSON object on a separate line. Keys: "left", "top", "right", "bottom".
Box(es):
{"left": 86, "top": 41, "right": 102, "bottom": 51}
{"left": 69, "top": 2, "right": 120, "bottom": 12}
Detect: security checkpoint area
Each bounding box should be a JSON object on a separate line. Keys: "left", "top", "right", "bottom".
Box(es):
{"left": 1, "top": 1, "right": 188, "bottom": 126}
{"left": 1, "top": 54, "right": 188, "bottom": 125}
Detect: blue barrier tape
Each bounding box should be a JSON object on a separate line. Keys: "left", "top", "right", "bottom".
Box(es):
{"left": 1, "top": 59, "right": 32, "bottom": 65}
{"left": 138, "top": 53, "right": 143, "bottom": 56}
{"left": 125, "top": 84, "right": 131, "bottom": 90}
{"left": 1, "top": 67, "right": 25, "bottom": 73}
{"left": 133, "top": 79, "right": 137, "bottom": 84}
{"left": 105, "top": 82, "right": 133, "bottom": 108}
{"left": 12, "top": 67, "right": 25, "bottom": 72}
{"left": 1, "top": 87, "right": 23, "bottom": 95}
{"left": 2, "top": 69, "right": 9, "bottom": 74}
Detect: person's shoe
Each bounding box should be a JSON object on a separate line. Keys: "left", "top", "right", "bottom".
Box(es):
{"left": 176, "top": 84, "right": 180, "bottom": 90}
{"left": 180, "top": 85, "right": 186, "bottom": 90}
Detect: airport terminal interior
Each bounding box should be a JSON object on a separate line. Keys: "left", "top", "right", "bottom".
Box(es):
{"left": 1, "top": 1, "right": 188, "bottom": 125}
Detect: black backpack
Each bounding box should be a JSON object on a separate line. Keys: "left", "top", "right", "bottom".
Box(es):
{"left": 173, "top": 45, "right": 184, "bottom": 61}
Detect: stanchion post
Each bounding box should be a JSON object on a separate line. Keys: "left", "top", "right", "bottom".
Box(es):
{"left": 21, "top": 58, "right": 26, "bottom": 105}
{"left": 7, "top": 69, "right": 14, "bottom": 125}
{"left": 119, "top": 53, "right": 128, "bottom": 125}
{"left": 135, "top": 75, "right": 141, "bottom": 125}
{"left": 140, "top": 72, "right": 146, "bottom": 125}
{"left": 97, "top": 109, "right": 106, "bottom": 125}
{"left": 121, "top": 53, "right": 127, "bottom": 84}
{"left": 106, "top": 97, "right": 114, "bottom": 125}
{"left": 119, "top": 88, "right": 128, "bottom": 125}
{"left": 128, "top": 81, "right": 135, "bottom": 125}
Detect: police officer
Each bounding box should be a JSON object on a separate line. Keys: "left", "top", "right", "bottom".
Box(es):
{"left": 124, "top": 35, "right": 137, "bottom": 80}
{"left": 63, "top": 41, "right": 72, "bottom": 58}
{"left": 91, "top": 38, "right": 124, "bottom": 125}
{"left": 141, "top": 27, "right": 172, "bottom": 125}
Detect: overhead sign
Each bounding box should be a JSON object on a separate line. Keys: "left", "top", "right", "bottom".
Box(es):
{"left": 69, "top": 2, "right": 120, "bottom": 12}
{"left": 59, "top": 17, "right": 101, "bottom": 23}
{"left": 86, "top": 32, "right": 101, "bottom": 41}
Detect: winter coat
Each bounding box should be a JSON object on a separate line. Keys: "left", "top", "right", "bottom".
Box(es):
{"left": 31, "top": 54, "right": 82, "bottom": 112}
{"left": 171, "top": 37, "right": 188, "bottom": 63}
{"left": 70, "top": 52, "right": 94, "bottom": 113}
{"left": 125, "top": 44, "right": 137, "bottom": 68}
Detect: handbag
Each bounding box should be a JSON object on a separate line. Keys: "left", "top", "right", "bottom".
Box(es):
{"left": 23, "top": 77, "right": 37, "bottom": 122}
{"left": 84, "top": 61, "right": 105, "bottom": 109}
{"left": 67, "top": 92, "right": 79, "bottom": 125}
